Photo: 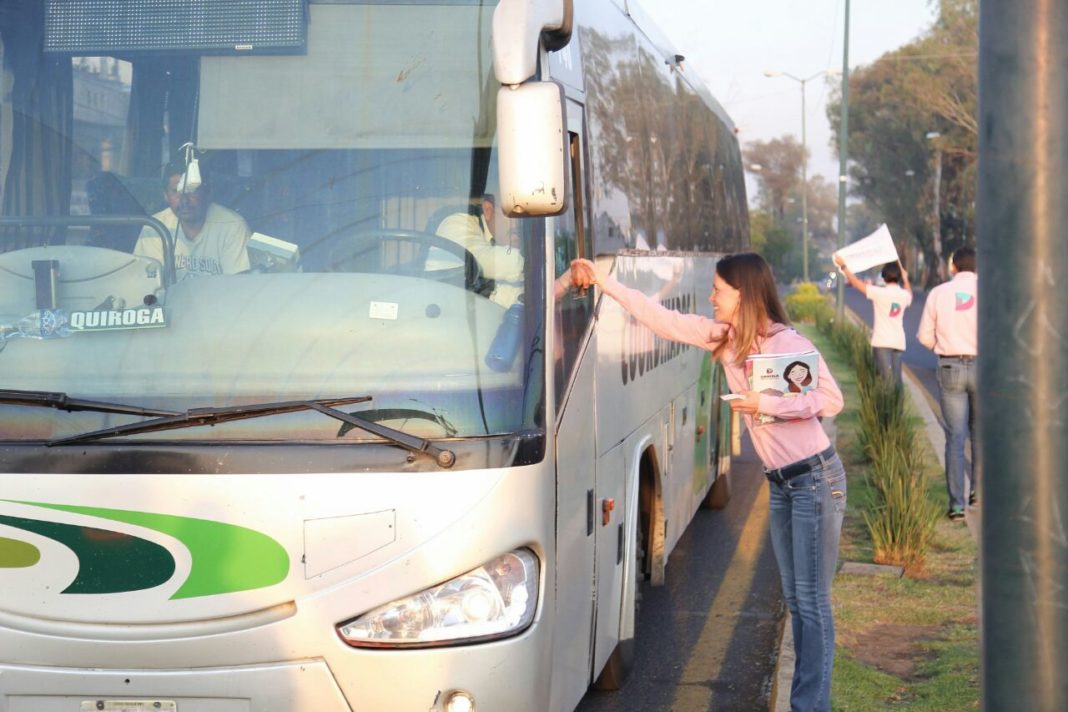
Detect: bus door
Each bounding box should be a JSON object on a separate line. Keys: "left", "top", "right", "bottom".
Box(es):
{"left": 550, "top": 99, "right": 601, "bottom": 708}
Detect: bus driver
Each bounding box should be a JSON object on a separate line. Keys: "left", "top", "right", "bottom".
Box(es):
{"left": 134, "top": 161, "right": 252, "bottom": 282}
{"left": 434, "top": 193, "right": 524, "bottom": 307}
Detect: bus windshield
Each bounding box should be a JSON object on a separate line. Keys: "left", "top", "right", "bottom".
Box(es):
{"left": 0, "top": 1, "right": 546, "bottom": 443}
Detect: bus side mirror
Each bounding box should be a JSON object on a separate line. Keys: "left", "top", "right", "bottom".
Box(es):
{"left": 497, "top": 81, "right": 568, "bottom": 218}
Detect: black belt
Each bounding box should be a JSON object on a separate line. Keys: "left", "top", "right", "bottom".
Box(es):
{"left": 764, "top": 446, "right": 836, "bottom": 485}
{"left": 939, "top": 354, "right": 976, "bottom": 361}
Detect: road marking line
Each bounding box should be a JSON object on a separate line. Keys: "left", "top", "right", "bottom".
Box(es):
{"left": 671, "top": 480, "right": 770, "bottom": 711}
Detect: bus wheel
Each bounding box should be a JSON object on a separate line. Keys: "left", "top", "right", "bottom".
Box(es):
{"left": 702, "top": 417, "right": 732, "bottom": 510}
{"left": 593, "top": 517, "right": 646, "bottom": 690}
{"left": 702, "top": 469, "right": 731, "bottom": 509}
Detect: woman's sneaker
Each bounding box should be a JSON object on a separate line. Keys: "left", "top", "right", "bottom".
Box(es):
{"left": 948, "top": 506, "right": 966, "bottom": 521}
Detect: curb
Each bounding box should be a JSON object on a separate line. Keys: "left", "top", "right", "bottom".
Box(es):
{"left": 771, "top": 611, "right": 795, "bottom": 712}
{"left": 901, "top": 352, "right": 981, "bottom": 539}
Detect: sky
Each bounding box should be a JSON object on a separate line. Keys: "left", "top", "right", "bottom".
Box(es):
{"left": 639, "top": 0, "right": 938, "bottom": 185}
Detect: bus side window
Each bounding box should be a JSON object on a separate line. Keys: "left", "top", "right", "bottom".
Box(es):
{"left": 553, "top": 131, "right": 594, "bottom": 408}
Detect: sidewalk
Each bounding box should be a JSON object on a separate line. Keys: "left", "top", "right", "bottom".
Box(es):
{"left": 902, "top": 364, "right": 981, "bottom": 538}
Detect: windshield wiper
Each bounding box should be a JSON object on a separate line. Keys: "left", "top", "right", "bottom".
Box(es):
{"left": 0, "top": 388, "right": 181, "bottom": 417}
{"left": 47, "top": 395, "right": 457, "bottom": 468}
{"left": 335, "top": 407, "right": 458, "bottom": 438}
{"left": 307, "top": 403, "right": 455, "bottom": 468}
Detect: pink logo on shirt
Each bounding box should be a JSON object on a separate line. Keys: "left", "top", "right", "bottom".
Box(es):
{"left": 889, "top": 303, "right": 902, "bottom": 318}
{"left": 955, "top": 292, "right": 975, "bottom": 311}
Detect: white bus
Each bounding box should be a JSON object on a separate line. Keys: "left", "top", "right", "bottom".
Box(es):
{"left": 0, "top": 1, "right": 748, "bottom": 710}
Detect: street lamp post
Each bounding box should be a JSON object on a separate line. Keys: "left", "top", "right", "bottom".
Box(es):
{"left": 835, "top": 0, "right": 851, "bottom": 320}
{"left": 925, "top": 131, "right": 944, "bottom": 279}
{"left": 764, "top": 69, "right": 837, "bottom": 283}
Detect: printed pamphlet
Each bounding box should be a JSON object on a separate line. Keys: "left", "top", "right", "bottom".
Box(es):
{"left": 744, "top": 350, "right": 819, "bottom": 424}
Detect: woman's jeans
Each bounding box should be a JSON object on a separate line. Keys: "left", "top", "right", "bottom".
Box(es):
{"left": 767, "top": 452, "right": 847, "bottom": 712}
{"left": 937, "top": 355, "right": 978, "bottom": 509}
{"left": 872, "top": 346, "right": 903, "bottom": 386}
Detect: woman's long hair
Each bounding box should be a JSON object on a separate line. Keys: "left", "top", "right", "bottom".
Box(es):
{"left": 711, "top": 253, "right": 790, "bottom": 366}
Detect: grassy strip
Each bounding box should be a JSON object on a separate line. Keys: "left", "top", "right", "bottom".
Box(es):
{"left": 796, "top": 322, "right": 980, "bottom": 711}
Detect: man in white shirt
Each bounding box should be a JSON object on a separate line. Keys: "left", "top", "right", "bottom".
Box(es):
{"left": 917, "top": 246, "right": 978, "bottom": 520}
{"left": 835, "top": 257, "right": 913, "bottom": 385}
{"left": 134, "top": 162, "right": 251, "bottom": 282}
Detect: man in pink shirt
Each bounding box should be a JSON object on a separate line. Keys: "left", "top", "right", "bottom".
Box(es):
{"left": 917, "top": 247, "right": 977, "bottom": 520}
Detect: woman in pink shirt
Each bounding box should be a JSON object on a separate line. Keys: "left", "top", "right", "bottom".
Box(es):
{"left": 570, "top": 252, "right": 845, "bottom": 712}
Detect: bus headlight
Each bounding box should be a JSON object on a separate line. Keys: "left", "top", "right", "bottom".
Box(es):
{"left": 336, "top": 548, "right": 539, "bottom": 648}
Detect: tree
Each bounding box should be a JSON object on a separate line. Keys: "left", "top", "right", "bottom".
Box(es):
{"left": 745, "top": 139, "right": 840, "bottom": 282}
{"left": 784, "top": 175, "right": 838, "bottom": 266}
{"left": 827, "top": 0, "right": 977, "bottom": 287}
{"left": 750, "top": 208, "right": 795, "bottom": 280}
{"left": 744, "top": 137, "right": 805, "bottom": 222}
{"left": 748, "top": 208, "right": 772, "bottom": 255}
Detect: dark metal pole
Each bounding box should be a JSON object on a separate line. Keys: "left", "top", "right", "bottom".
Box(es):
{"left": 834, "top": 0, "right": 850, "bottom": 319}
{"left": 931, "top": 144, "right": 944, "bottom": 277}
{"left": 800, "top": 78, "right": 809, "bottom": 283}
{"left": 979, "top": 0, "right": 1068, "bottom": 709}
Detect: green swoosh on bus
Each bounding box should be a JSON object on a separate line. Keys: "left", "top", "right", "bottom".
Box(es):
{"left": 0, "top": 514, "right": 175, "bottom": 593}
{"left": 0, "top": 535, "right": 42, "bottom": 568}
{"left": 6, "top": 501, "right": 289, "bottom": 599}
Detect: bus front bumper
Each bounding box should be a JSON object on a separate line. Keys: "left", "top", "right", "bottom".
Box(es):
{"left": 0, "top": 660, "right": 348, "bottom": 712}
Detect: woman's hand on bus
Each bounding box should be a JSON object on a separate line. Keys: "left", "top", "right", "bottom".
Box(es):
{"left": 569, "top": 258, "right": 600, "bottom": 290}
{"left": 727, "top": 390, "right": 761, "bottom": 415}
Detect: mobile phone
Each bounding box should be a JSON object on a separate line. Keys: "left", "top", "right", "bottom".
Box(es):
{"left": 720, "top": 394, "right": 744, "bottom": 401}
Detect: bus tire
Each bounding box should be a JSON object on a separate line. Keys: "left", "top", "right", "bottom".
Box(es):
{"left": 593, "top": 516, "right": 646, "bottom": 690}
{"left": 702, "top": 411, "right": 732, "bottom": 510}
{"left": 702, "top": 469, "right": 731, "bottom": 509}
{"left": 593, "top": 638, "right": 635, "bottom": 691}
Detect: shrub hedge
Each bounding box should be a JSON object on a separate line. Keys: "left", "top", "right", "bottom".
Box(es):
{"left": 789, "top": 286, "right": 940, "bottom": 573}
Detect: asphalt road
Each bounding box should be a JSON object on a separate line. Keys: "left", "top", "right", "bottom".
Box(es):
{"left": 577, "top": 440, "right": 784, "bottom": 712}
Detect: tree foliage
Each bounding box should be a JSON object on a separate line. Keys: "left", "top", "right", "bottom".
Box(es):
{"left": 749, "top": 208, "right": 796, "bottom": 279}
{"left": 744, "top": 137, "right": 805, "bottom": 221}
{"left": 828, "top": 0, "right": 977, "bottom": 287}
{"left": 743, "top": 139, "right": 836, "bottom": 282}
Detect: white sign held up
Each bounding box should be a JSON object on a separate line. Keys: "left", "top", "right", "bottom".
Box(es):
{"left": 833, "top": 224, "right": 900, "bottom": 274}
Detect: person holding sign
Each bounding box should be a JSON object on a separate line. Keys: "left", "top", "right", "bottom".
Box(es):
{"left": 568, "top": 252, "right": 845, "bottom": 712}
{"left": 834, "top": 255, "right": 913, "bottom": 385}
{"left": 832, "top": 223, "right": 900, "bottom": 274}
